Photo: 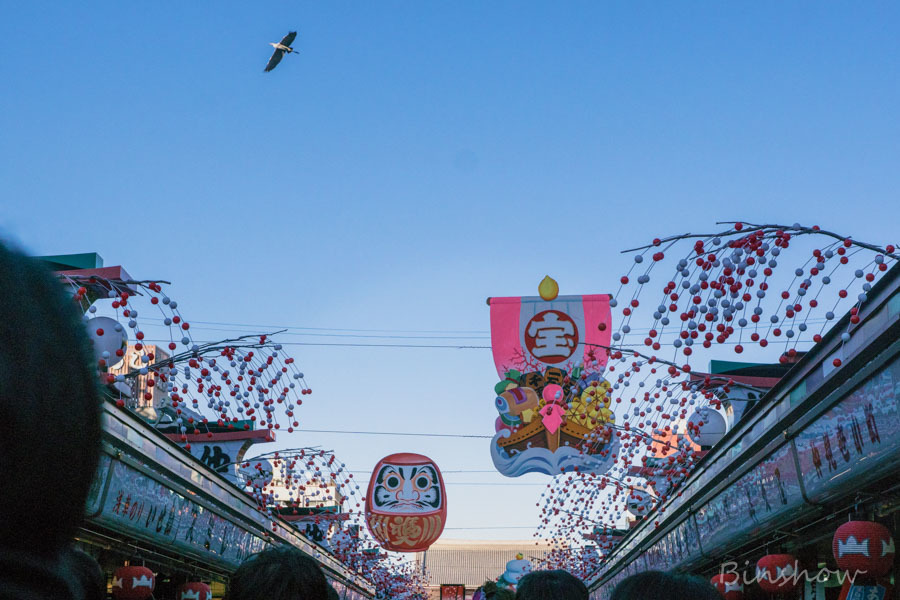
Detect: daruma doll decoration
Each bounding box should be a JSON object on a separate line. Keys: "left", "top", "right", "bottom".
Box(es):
{"left": 365, "top": 453, "right": 447, "bottom": 552}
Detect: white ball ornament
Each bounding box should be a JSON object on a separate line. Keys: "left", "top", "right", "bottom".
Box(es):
{"left": 85, "top": 316, "right": 128, "bottom": 368}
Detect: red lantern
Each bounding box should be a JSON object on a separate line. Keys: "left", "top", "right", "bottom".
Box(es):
{"left": 711, "top": 573, "right": 744, "bottom": 600}
{"left": 178, "top": 582, "right": 212, "bottom": 600}
{"left": 112, "top": 566, "right": 155, "bottom": 600}
{"left": 833, "top": 521, "right": 895, "bottom": 579}
{"left": 756, "top": 554, "right": 799, "bottom": 593}
{"left": 364, "top": 452, "right": 447, "bottom": 552}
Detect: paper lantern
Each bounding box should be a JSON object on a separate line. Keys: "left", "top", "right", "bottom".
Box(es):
{"left": 112, "top": 566, "right": 155, "bottom": 600}
{"left": 711, "top": 573, "right": 744, "bottom": 600}
{"left": 686, "top": 409, "right": 727, "bottom": 447}
{"left": 178, "top": 582, "right": 211, "bottom": 600}
{"left": 86, "top": 316, "right": 128, "bottom": 368}
{"left": 626, "top": 488, "right": 653, "bottom": 517}
{"left": 365, "top": 453, "right": 447, "bottom": 552}
{"left": 833, "top": 521, "right": 895, "bottom": 578}
{"left": 756, "top": 554, "right": 798, "bottom": 593}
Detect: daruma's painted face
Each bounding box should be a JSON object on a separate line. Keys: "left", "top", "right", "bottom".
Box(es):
{"left": 365, "top": 453, "right": 447, "bottom": 552}
{"left": 373, "top": 462, "right": 442, "bottom": 513}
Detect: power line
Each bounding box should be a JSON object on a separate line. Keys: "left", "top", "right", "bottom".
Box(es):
{"left": 296, "top": 429, "right": 493, "bottom": 439}
{"left": 188, "top": 320, "right": 490, "bottom": 335}
{"left": 442, "top": 526, "right": 537, "bottom": 530}
{"left": 137, "top": 322, "right": 490, "bottom": 341}
{"left": 441, "top": 482, "right": 545, "bottom": 486}
{"left": 350, "top": 470, "right": 497, "bottom": 474}
{"left": 143, "top": 339, "right": 491, "bottom": 349}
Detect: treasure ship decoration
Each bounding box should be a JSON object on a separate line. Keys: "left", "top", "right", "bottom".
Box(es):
{"left": 488, "top": 280, "right": 619, "bottom": 477}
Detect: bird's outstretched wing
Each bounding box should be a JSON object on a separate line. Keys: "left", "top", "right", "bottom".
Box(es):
{"left": 264, "top": 49, "right": 285, "bottom": 72}
{"left": 280, "top": 31, "right": 297, "bottom": 47}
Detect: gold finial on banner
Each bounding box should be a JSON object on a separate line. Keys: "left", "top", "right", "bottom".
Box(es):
{"left": 538, "top": 275, "right": 559, "bottom": 301}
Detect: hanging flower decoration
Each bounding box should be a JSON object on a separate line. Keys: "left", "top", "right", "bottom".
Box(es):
{"left": 55, "top": 273, "right": 312, "bottom": 442}
{"left": 532, "top": 221, "right": 898, "bottom": 570}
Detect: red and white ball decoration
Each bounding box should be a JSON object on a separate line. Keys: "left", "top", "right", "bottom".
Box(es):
{"left": 533, "top": 222, "right": 897, "bottom": 573}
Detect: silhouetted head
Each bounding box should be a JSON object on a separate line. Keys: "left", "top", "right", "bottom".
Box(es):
{"left": 610, "top": 571, "right": 721, "bottom": 600}
{"left": 0, "top": 242, "right": 101, "bottom": 555}
{"left": 226, "top": 547, "right": 329, "bottom": 600}
{"left": 62, "top": 547, "right": 105, "bottom": 600}
{"left": 516, "top": 570, "right": 588, "bottom": 600}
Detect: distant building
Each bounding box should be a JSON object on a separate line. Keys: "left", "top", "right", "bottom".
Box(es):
{"left": 414, "top": 539, "right": 556, "bottom": 599}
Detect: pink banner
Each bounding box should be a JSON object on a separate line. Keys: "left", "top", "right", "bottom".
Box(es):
{"left": 489, "top": 294, "right": 612, "bottom": 379}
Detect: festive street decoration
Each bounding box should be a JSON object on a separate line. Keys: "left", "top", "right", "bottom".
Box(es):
{"left": 686, "top": 408, "right": 728, "bottom": 447}
{"left": 496, "top": 553, "right": 533, "bottom": 590}
{"left": 86, "top": 315, "right": 128, "bottom": 368}
{"left": 756, "top": 554, "right": 799, "bottom": 593}
{"left": 528, "top": 222, "right": 898, "bottom": 574}
{"left": 833, "top": 521, "right": 895, "bottom": 578}
{"left": 55, "top": 269, "right": 314, "bottom": 441}
{"left": 539, "top": 276, "right": 560, "bottom": 301}
{"left": 55, "top": 264, "right": 429, "bottom": 599}
{"left": 365, "top": 453, "right": 447, "bottom": 552}
{"left": 711, "top": 573, "right": 744, "bottom": 600}
{"left": 488, "top": 292, "right": 616, "bottom": 477}
{"left": 178, "top": 582, "right": 212, "bottom": 600}
{"left": 111, "top": 566, "right": 155, "bottom": 599}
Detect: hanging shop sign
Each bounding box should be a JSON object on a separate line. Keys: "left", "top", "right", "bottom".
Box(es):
{"left": 488, "top": 291, "right": 616, "bottom": 477}
{"left": 793, "top": 355, "right": 900, "bottom": 504}
{"left": 365, "top": 453, "right": 447, "bottom": 552}
{"left": 693, "top": 442, "right": 803, "bottom": 556}
{"left": 440, "top": 584, "right": 466, "bottom": 600}
{"left": 93, "top": 459, "right": 266, "bottom": 568}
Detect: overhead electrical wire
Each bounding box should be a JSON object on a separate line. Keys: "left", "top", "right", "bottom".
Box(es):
{"left": 295, "top": 428, "right": 492, "bottom": 439}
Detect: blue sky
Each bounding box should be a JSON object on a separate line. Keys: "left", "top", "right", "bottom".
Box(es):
{"left": 2, "top": 2, "right": 899, "bottom": 543}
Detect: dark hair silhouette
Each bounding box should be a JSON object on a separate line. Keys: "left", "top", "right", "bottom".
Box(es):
{"left": 516, "top": 570, "right": 588, "bottom": 600}
{"left": 62, "top": 548, "right": 105, "bottom": 600}
{"left": 327, "top": 583, "right": 340, "bottom": 600}
{"left": 0, "top": 243, "right": 101, "bottom": 555}
{"left": 610, "top": 571, "right": 721, "bottom": 600}
{"left": 226, "top": 547, "right": 329, "bottom": 600}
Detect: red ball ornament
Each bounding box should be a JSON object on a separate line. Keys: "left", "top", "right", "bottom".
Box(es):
{"left": 112, "top": 566, "right": 155, "bottom": 599}
{"left": 711, "top": 573, "right": 743, "bottom": 600}
{"left": 833, "top": 521, "right": 895, "bottom": 578}
{"left": 756, "top": 554, "right": 799, "bottom": 593}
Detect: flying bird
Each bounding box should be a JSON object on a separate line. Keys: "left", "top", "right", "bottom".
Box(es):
{"left": 264, "top": 31, "right": 297, "bottom": 72}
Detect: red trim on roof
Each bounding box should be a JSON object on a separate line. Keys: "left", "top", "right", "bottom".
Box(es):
{"left": 163, "top": 429, "right": 275, "bottom": 443}
{"left": 690, "top": 372, "right": 782, "bottom": 388}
